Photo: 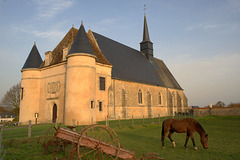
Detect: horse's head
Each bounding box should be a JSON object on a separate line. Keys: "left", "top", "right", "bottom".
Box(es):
{"left": 200, "top": 134, "right": 208, "bottom": 149}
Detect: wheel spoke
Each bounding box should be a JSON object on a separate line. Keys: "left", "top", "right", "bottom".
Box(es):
{"left": 89, "top": 149, "right": 98, "bottom": 160}
{"left": 102, "top": 130, "right": 112, "bottom": 142}
{"left": 80, "top": 148, "right": 96, "bottom": 157}
{"left": 97, "top": 128, "right": 104, "bottom": 140}
{"left": 108, "top": 138, "right": 119, "bottom": 145}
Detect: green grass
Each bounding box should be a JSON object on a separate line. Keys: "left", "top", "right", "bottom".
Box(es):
{"left": 2, "top": 116, "right": 240, "bottom": 159}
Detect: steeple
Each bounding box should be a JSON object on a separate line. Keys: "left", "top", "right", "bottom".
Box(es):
{"left": 67, "top": 22, "right": 95, "bottom": 56}
{"left": 140, "top": 14, "right": 153, "bottom": 60}
{"left": 22, "top": 43, "right": 43, "bottom": 70}
{"left": 142, "top": 14, "right": 151, "bottom": 42}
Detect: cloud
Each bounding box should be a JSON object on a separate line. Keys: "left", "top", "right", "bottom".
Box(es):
{"left": 15, "top": 26, "right": 65, "bottom": 40}
{"left": 33, "top": 0, "right": 74, "bottom": 19}
{"left": 187, "top": 23, "right": 223, "bottom": 31}
{"left": 186, "top": 22, "right": 240, "bottom": 34}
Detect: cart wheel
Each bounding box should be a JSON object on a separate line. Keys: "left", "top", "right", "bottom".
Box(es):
{"left": 77, "top": 125, "right": 120, "bottom": 160}
{"left": 42, "top": 126, "right": 57, "bottom": 153}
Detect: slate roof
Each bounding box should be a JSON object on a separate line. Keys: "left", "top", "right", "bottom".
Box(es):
{"left": 93, "top": 32, "right": 182, "bottom": 90}
{"left": 68, "top": 23, "right": 95, "bottom": 56}
{"left": 32, "top": 23, "right": 182, "bottom": 90}
{"left": 49, "top": 27, "right": 78, "bottom": 66}
{"left": 22, "top": 43, "right": 43, "bottom": 70}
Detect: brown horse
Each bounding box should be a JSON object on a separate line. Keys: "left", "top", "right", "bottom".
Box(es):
{"left": 161, "top": 118, "right": 208, "bottom": 150}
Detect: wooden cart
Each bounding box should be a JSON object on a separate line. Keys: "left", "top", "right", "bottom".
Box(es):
{"left": 42, "top": 124, "right": 163, "bottom": 160}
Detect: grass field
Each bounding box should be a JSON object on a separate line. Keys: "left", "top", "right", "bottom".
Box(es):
{"left": 1, "top": 115, "right": 240, "bottom": 160}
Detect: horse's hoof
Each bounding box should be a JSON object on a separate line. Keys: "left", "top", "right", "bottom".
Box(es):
{"left": 172, "top": 142, "right": 176, "bottom": 148}
{"left": 162, "top": 146, "right": 165, "bottom": 148}
{"left": 194, "top": 147, "right": 198, "bottom": 150}
{"left": 185, "top": 148, "right": 188, "bottom": 150}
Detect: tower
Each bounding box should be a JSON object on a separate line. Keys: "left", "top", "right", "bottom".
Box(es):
{"left": 140, "top": 14, "right": 153, "bottom": 60}
{"left": 19, "top": 43, "right": 43, "bottom": 124}
{"left": 64, "top": 22, "right": 97, "bottom": 125}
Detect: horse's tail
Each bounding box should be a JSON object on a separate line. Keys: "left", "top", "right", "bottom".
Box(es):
{"left": 161, "top": 120, "right": 165, "bottom": 139}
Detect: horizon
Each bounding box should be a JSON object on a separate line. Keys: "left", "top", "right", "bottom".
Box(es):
{"left": 0, "top": 0, "right": 240, "bottom": 107}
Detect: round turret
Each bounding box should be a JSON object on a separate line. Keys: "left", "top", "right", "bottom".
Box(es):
{"left": 19, "top": 43, "right": 42, "bottom": 124}
{"left": 64, "top": 23, "right": 97, "bottom": 125}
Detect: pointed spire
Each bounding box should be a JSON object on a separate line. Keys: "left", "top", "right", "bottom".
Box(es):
{"left": 68, "top": 22, "right": 95, "bottom": 56}
{"left": 140, "top": 14, "right": 153, "bottom": 60}
{"left": 22, "top": 43, "right": 43, "bottom": 70}
{"left": 142, "top": 14, "right": 151, "bottom": 43}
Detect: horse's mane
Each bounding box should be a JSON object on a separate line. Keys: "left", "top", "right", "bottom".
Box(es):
{"left": 196, "top": 121, "right": 206, "bottom": 134}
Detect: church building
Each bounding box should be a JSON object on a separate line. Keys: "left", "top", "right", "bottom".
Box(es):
{"left": 19, "top": 15, "right": 188, "bottom": 125}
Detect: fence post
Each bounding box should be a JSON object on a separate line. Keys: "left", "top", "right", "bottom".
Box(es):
{"left": 0, "top": 123, "right": 4, "bottom": 138}
{"left": 28, "top": 120, "right": 31, "bottom": 138}
{"left": 105, "top": 117, "right": 108, "bottom": 126}
{"left": 118, "top": 116, "right": 121, "bottom": 128}
{"left": 142, "top": 115, "right": 144, "bottom": 126}
{"left": 158, "top": 113, "right": 161, "bottom": 125}
{"left": 132, "top": 115, "right": 134, "bottom": 127}
{"left": 72, "top": 119, "right": 76, "bottom": 131}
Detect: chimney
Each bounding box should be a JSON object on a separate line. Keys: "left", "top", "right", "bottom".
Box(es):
{"left": 44, "top": 51, "right": 52, "bottom": 66}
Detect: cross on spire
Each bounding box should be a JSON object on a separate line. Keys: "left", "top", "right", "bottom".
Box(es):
{"left": 143, "top": 4, "right": 147, "bottom": 15}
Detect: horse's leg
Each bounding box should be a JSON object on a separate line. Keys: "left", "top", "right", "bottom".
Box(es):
{"left": 184, "top": 132, "right": 190, "bottom": 150}
{"left": 161, "top": 130, "right": 168, "bottom": 148}
{"left": 190, "top": 132, "right": 198, "bottom": 150}
{"left": 168, "top": 130, "right": 176, "bottom": 148}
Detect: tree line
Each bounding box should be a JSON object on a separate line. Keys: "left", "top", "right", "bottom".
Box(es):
{"left": 0, "top": 83, "right": 240, "bottom": 122}
{"left": 0, "top": 83, "right": 20, "bottom": 121}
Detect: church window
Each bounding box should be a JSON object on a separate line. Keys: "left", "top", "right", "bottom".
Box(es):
{"left": 159, "top": 93, "right": 162, "bottom": 105}
{"left": 99, "top": 102, "right": 103, "bottom": 111}
{"left": 91, "top": 100, "right": 95, "bottom": 109}
{"left": 138, "top": 89, "right": 143, "bottom": 104}
{"left": 21, "top": 88, "right": 24, "bottom": 100}
{"left": 99, "top": 77, "right": 105, "bottom": 91}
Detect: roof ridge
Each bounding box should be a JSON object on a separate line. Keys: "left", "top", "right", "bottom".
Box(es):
{"left": 92, "top": 32, "right": 144, "bottom": 56}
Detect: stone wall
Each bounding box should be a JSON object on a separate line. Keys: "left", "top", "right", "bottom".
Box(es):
{"left": 193, "top": 107, "right": 240, "bottom": 116}
{"left": 108, "top": 79, "right": 188, "bottom": 119}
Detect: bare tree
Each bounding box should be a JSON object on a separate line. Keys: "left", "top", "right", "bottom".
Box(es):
{"left": 214, "top": 101, "right": 225, "bottom": 107}
{"left": 0, "top": 82, "right": 20, "bottom": 116}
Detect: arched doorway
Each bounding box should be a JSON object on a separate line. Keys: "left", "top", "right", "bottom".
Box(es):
{"left": 52, "top": 104, "right": 57, "bottom": 123}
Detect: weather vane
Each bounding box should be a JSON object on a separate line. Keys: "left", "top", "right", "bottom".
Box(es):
{"left": 144, "top": 4, "right": 147, "bottom": 15}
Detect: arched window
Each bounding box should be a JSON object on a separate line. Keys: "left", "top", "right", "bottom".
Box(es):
{"left": 158, "top": 92, "right": 162, "bottom": 105}
{"left": 122, "top": 89, "right": 126, "bottom": 107}
{"left": 138, "top": 89, "right": 143, "bottom": 104}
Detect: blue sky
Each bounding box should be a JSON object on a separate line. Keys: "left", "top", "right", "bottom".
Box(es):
{"left": 0, "top": 0, "right": 240, "bottom": 107}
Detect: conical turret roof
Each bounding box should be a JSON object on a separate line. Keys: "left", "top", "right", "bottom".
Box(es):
{"left": 22, "top": 43, "right": 43, "bottom": 70}
{"left": 68, "top": 22, "right": 95, "bottom": 56}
